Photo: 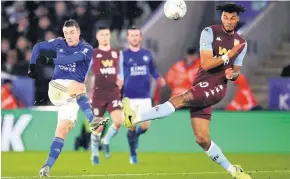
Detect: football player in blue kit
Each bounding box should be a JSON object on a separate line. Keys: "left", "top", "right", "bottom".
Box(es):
{"left": 27, "top": 19, "right": 108, "bottom": 177}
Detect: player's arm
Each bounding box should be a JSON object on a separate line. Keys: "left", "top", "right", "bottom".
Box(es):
{"left": 199, "top": 28, "right": 226, "bottom": 71}
{"left": 149, "top": 53, "right": 166, "bottom": 87}
{"left": 226, "top": 42, "right": 248, "bottom": 81}
{"left": 117, "top": 51, "right": 124, "bottom": 89}
{"left": 28, "top": 39, "right": 60, "bottom": 79}
{"left": 30, "top": 39, "right": 59, "bottom": 64}
{"left": 53, "top": 46, "right": 93, "bottom": 65}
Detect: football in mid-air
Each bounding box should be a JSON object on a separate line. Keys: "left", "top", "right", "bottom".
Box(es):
{"left": 164, "top": 0, "right": 187, "bottom": 20}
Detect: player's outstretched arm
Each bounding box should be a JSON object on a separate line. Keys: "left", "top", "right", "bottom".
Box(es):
{"left": 28, "top": 39, "right": 60, "bottom": 79}
{"left": 53, "top": 47, "right": 93, "bottom": 65}
{"left": 30, "top": 40, "right": 57, "bottom": 64}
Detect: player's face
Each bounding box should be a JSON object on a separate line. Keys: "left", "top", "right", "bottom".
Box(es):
{"left": 63, "top": 26, "right": 80, "bottom": 46}
{"left": 127, "top": 30, "right": 142, "bottom": 47}
{"left": 96, "top": 29, "right": 111, "bottom": 46}
{"left": 221, "top": 12, "right": 239, "bottom": 33}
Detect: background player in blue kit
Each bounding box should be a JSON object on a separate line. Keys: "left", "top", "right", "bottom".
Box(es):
{"left": 27, "top": 19, "right": 108, "bottom": 177}
{"left": 122, "top": 26, "right": 166, "bottom": 164}
{"left": 122, "top": 3, "right": 251, "bottom": 179}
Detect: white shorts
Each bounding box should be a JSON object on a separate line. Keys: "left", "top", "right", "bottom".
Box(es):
{"left": 129, "top": 98, "right": 152, "bottom": 114}
{"left": 48, "top": 79, "right": 79, "bottom": 123}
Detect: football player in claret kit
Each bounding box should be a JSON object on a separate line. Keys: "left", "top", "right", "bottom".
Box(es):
{"left": 89, "top": 26, "right": 124, "bottom": 164}
{"left": 122, "top": 3, "right": 251, "bottom": 179}
{"left": 27, "top": 19, "right": 108, "bottom": 177}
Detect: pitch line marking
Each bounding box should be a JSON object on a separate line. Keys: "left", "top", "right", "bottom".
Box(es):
{"left": 2, "top": 170, "right": 290, "bottom": 178}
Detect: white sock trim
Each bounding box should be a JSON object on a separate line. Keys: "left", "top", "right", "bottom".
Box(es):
{"left": 165, "top": 101, "right": 176, "bottom": 112}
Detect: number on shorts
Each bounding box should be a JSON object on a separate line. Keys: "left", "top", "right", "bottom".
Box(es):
{"left": 199, "top": 82, "right": 209, "bottom": 88}
{"left": 112, "top": 100, "right": 122, "bottom": 108}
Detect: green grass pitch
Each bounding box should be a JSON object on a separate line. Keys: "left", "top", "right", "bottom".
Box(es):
{"left": 2, "top": 152, "right": 290, "bottom": 179}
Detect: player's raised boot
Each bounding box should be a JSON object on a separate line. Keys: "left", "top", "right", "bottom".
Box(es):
{"left": 231, "top": 165, "right": 252, "bottom": 179}
{"left": 122, "top": 97, "right": 136, "bottom": 128}
{"left": 130, "top": 155, "right": 138, "bottom": 164}
{"left": 90, "top": 116, "right": 109, "bottom": 131}
{"left": 39, "top": 165, "right": 50, "bottom": 177}
{"left": 91, "top": 155, "right": 100, "bottom": 165}
{"left": 101, "top": 138, "right": 110, "bottom": 159}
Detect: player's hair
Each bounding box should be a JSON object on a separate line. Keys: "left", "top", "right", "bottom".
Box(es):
{"left": 187, "top": 48, "right": 197, "bottom": 55}
{"left": 3, "top": 79, "right": 12, "bottom": 85}
{"left": 216, "top": 2, "right": 246, "bottom": 15}
{"left": 127, "top": 26, "right": 142, "bottom": 35}
{"left": 96, "top": 26, "right": 110, "bottom": 33}
{"left": 63, "top": 19, "right": 80, "bottom": 29}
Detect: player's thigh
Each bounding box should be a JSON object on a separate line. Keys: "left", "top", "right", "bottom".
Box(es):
{"left": 107, "top": 99, "right": 122, "bottom": 125}
{"left": 67, "top": 80, "right": 86, "bottom": 97}
{"left": 169, "top": 89, "right": 195, "bottom": 109}
{"left": 56, "top": 102, "right": 79, "bottom": 138}
{"left": 190, "top": 107, "right": 212, "bottom": 143}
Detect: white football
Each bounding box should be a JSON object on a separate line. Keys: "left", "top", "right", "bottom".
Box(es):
{"left": 164, "top": 0, "right": 187, "bottom": 20}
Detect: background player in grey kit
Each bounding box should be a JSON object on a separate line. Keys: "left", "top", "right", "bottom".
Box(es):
{"left": 27, "top": 19, "right": 108, "bottom": 177}
{"left": 122, "top": 3, "right": 252, "bottom": 179}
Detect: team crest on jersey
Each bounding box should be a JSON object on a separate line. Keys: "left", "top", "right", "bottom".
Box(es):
{"left": 111, "top": 51, "right": 117, "bottom": 59}
{"left": 59, "top": 49, "right": 64, "bottom": 53}
{"left": 96, "top": 54, "right": 102, "bottom": 58}
{"left": 234, "top": 39, "right": 240, "bottom": 46}
{"left": 143, "top": 55, "right": 149, "bottom": 61}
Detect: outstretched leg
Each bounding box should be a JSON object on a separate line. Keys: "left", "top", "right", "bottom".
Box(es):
{"left": 122, "top": 90, "right": 194, "bottom": 128}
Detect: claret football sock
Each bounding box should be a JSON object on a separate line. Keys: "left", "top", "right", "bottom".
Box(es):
{"left": 205, "top": 141, "right": 235, "bottom": 174}
{"left": 44, "top": 137, "right": 64, "bottom": 168}
{"left": 135, "top": 101, "right": 175, "bottom": 123}
{"left": 76, "top": 93, "right": 94, "bottom": 123}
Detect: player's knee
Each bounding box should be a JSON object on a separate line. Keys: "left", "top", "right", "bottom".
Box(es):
{"left": 140, "top": 121, "right": 150, "bottom": 130}
{"left": 56, "top": 120, "right": 73, "bottom": 139}
{"left": 195, "top": 134, "right": 210, "bottom": 149}
{"left": 111, "top": 110, "right": 123, "bottom": 129}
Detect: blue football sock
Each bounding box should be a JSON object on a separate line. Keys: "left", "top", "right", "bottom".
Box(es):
{"left": 44, "top": 137, "right": 64, "bottom": 168}
{"left": 127, "top": 130, "right": 137, "bottom": 156}
{"left": 103, "top": 124, "right": 119, "bottom": 145}
{"left": 76, "top": 94, "right": 94, "bottom": 123}
{"left": 91, "top": 133, "right": 101, "bottom": 156}
{"left": 136, "top": 126, "right": 147, "bottom": 137}
{"left": 137, "top": 102, "right": 175, "bottom": 123}
{"left": 206, "top": 141, "right": 235, "bottom": 174}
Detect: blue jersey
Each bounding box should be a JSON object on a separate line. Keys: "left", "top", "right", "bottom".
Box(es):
{"left": 30, "top": 37, "right": 93, "bottom": 83}
{"left": 122, "top": 48, "right": 160, "bottom": 99}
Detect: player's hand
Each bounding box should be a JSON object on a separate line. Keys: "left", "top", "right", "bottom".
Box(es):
{"left": 225, "top": 68, "right": 234, "bottom": 80}
{"left": 27, "top": 64, "right": 37, "bottom": 79}
{"left": 116, "top": 77, "right": 124, "bottom": 90}
{"left": 157, "top": 77, "right": 166, "bottom": 87}
{"left": 227, "top": 43, "right": 245, "bottom": 59}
